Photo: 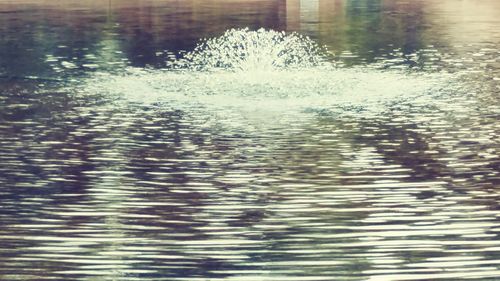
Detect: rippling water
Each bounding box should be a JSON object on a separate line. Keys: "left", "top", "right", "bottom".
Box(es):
{"left": 1, "top": 0, "right": 500, "bottom": 280}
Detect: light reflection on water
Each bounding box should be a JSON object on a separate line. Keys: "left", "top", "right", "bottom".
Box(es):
{"left": 1, "top": 0, "right": 500, "bottom": 281}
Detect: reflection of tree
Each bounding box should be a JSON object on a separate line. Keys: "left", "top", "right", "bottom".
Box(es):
{"left": 0, "top": 3, "right": 116, "bottom": 78}
{"left": 114, "top": 0, "right": 287, "bottom": 66}
{"left": 0, "top": 0, "right": 289, "bottom": 76}
{"left": 4, "top": 0, "right": 497, "bottom": 76}
{"left": 313, "top": 0, "right": 429, "bottom": 64}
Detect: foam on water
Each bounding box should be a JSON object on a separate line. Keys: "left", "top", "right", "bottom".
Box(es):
{"left": 82, "top": 28, "right": 455, "bottom": 114}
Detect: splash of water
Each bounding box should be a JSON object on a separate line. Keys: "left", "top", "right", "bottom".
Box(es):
{"left": 174, "top": 28, "right": 327, "bottom": 71}
{"left": 80, "top": 28, "right": 456, "bottom": 117}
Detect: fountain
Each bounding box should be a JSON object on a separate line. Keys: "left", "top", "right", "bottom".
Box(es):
{"left": 174, "top": 28, "right": 326, "bottom": 71}
{"left": 82, "top": 28, "right": 451, "bottom": 114}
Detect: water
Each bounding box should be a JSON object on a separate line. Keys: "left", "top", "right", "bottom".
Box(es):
{"left": 1, "top": 0, "right": 500, "bottom": 280}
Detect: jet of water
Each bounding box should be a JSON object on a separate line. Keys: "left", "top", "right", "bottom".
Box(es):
{"left": 174, "top": 28, "right": 327, "bottom": 72}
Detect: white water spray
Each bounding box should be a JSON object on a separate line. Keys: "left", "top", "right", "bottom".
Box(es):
{"left": 175, "top": 28, "right": 326, "bottom": 71}
{"left": 82, "top": 28, "right": 453, "bottom": 115}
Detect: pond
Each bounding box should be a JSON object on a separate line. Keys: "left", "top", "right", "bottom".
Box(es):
{"left": 0, "top": 0, "right": 499, "bottom": 280}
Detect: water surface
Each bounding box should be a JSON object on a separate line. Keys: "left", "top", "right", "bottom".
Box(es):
{"left": 1, "top": 1, "right": 500, "bottom": 280}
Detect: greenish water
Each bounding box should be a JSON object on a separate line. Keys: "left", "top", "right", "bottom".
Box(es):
{"left": 0, "top": 1, "right": 499, "bottom": 280}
